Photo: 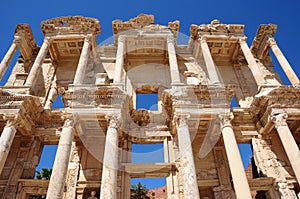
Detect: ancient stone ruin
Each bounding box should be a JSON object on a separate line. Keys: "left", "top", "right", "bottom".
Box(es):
{"left": 0, "top": 14, "right": 299, "bottom": 198}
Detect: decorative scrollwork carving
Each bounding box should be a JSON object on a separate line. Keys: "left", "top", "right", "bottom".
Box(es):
{"left": 271, "top": 113, "right": 288, "bottom": 128}
{"left": 105, "top": 113, "right": 121, "bottom": 129}
{"left": 218, "top": 112, "right": 234, "bottom": 129}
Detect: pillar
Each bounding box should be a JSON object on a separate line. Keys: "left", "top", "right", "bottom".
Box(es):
{"left": 100, "top": 113, "right": 121, "bottom": 199}
{"left": 271, "top": 113, "right": 300, "bottom": 184}
{"left": 73, "top": 35, "right": 92, "bottom": 85}
{"left": 0, "top": 36, "right": 21, "bottom": 80}
{"left": 113, "top": 35, "right": 125, "bottom": 85}
{"left": 167, "top": 34, "right": 182, "bottom": 85}
{"left": 25, "top": 36, "right": 52, "bottom": 86}
{"left": 268, "top": 38, "right": 300, "bottom": 86}
{"left": 239, "top": 38, "right": 265, "bottom": 86}
{"left": 175, "top": 113, "right": 200, "bottom": 199}
{"left": 219, "top": 113, "right": 252, "bottom": 199}
{"left": 46, "top": 119, "right": 74, "bottom": 199}
{"left": 0, "top": 121, "right": 16, "bottom": 174}
{"left": 200, "top": 37, "right": 220, "bottom": 84}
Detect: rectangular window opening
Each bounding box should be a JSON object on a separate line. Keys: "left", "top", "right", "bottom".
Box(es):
{"left": 131, "top": 178, "right": 167, "bottom": 198}
{"left": 132, "top": 143, "right": 164, "bottom": 163}
{"left": 136, "top": 93, "right": 158, "bottom": 111}
{"left": 35, "top": 145, "right": 58, "bottom": 180}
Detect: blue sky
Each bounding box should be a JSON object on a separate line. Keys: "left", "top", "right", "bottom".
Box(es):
{"left": 1, "top": 0, "right": 300, "bottom": 190}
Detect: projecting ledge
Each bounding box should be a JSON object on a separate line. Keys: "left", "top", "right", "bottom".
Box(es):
{"left": 123, "top": 163, "right": 174, "bottom": 178}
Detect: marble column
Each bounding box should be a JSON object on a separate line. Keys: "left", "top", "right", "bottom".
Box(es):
{"left": 73, "top": 35, "right": 92, "bottom": 85}
{"left": 0, "top": 36, "right": 21, "bottom": 80}
{"left": 176, "top": 113, "right": 200, "bottom": 199}
{"left": 167, "top": 34, "right": 182, "bottom": 85}
{"left": 0, "top": 121, "right": 16, "bottom": 175}
{"left": 239, "top": 38, "right": 265, "bottom": 86}
{"left": 100, "top": 113, "right": 121, "bottom": 199}
{"left": 25, "top": 36, "right": 52, "bottom": 86}
{"left": 219, "top": 113, "right": 252, "bottom": 199}
{"left": 200, "top": 37, "right": 220, "bottom": 84}
{"left": 268, "top": 38, "right": 300, "bottom": 86}
{"left": 113, "top": 36, "right": 125, "bottom": 85}
{"left": 272, "top": 113, "right": 300, "bottom": 184}
{"left": 46, "top": 119, "right": 74, "bottom": 199}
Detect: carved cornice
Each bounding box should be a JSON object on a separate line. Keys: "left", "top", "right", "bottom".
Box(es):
{"left": 112, "top": 14, "right": 179, "bottom": 38}
{"left": 250, "top": 24, "right": 277, "bottom": 59}
{"left": 41, "top": 16, "right": 101, "bottom": 35}
{"left": 14, "top": 24, "right": 37, "bottom": 49}
{"left": 190, "top": 19, "right": 244, "bottom": 39}
{"left": 250, "top": 86, "right": 300, "bottom": 115}
{"left": 63, "top": 87, "right": 127, "bottom": 107}
{"left": 112, "top": 14, "right": 155, "bottom": 34}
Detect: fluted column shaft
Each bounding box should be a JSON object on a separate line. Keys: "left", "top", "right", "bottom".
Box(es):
{"left": 100, "top": 114, "right": 121, "bottom": 199}
{"left": 239, "top": 38, "right": 265, "bottom": 86}
{"left": 25, "top": 36, "right": 52, "bottom": 86}
{"left": 46, "top": 119, "right": 74, "bottom": 199}
{"left": 113, "top": 36, "right": 125, "bottom": 85}
{"left": 268, "top": 38, "right": 299, "bottom": 86}
{"left": 200, "top": 38, "right": 220, "bottom": 84}
{"left": 219, "top": 113, "right": 252, "bottom": 199}
{"left": 167, "top": 35, "right": 181, "bottom": 85}
{"left": 0, "top": 36, "right": 21, "bottom": 81}
{"left": 0, "top": 121, "right": 16, "bottom": 174}
{"left": 272, "top": 113, "right": 300, "bottom": 183}
{"left": 73, "top": 35, "right": 92, "bottom": 85}
{"left": 176, "top": 113, "right": 200, "bottom": 199}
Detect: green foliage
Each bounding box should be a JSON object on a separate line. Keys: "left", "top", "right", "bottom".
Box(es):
{"left": 130, "top": 182, "right": 150, "bottom": 199}
{"left": 35, "top": 168, "right": 52, "bottom": 180}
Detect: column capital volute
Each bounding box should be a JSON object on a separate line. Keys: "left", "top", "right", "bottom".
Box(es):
{"left": 61, "top": 115, "right": 75, "bottom": 128}
{"left": 271, "top": 112, "right": 288, "bottom": 128}
{"left": 218, "top": 112, "right": 234, "bottom": 129}
{"left": 267, "top": 37, "right": 277, "bottom": 47}
{"left": 174, "top": 112, "right": 190, "bottom": 127}
{"left": 105, "top": 113, "right": 121, "bottom": 129}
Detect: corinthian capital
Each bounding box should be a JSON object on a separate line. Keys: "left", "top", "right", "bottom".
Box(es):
{"left": 63, "top": 118, "right": 75, "bottom": 128}
{"left": 218, "top": 112, "right": 234, "bottom": 129}
{"left": 3, "top": 114, "right": 18, "bottom": 128}
{"left": 105, "top": 113, "right": 121, "bottom": 129}
{"left": 174, "top": 113, "right": 190, "bottom": 128}
{"left": 271, "top": 113, "right": 288, "bottom": 128}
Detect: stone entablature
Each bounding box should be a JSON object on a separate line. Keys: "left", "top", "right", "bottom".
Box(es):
{"left": 41, "top": 16, "right": 101, "bottom": 36}
{"left": 0, "top": 14, "right": 299, "bottom": 199}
